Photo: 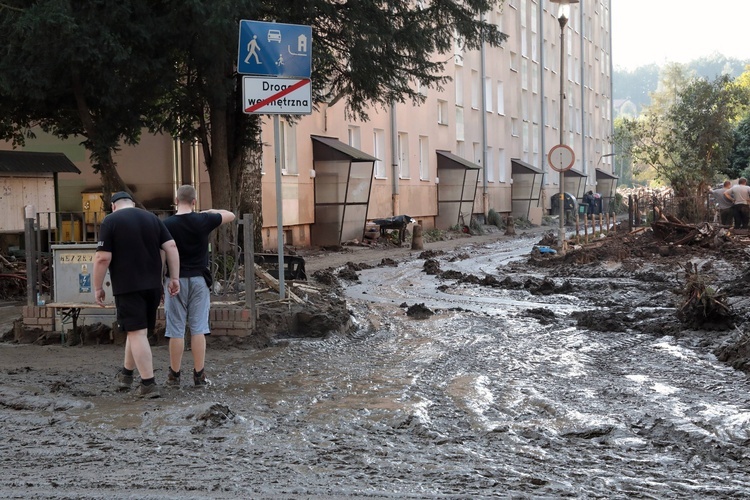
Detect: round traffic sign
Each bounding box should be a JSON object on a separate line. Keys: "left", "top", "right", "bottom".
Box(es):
{"left": 548, "top": 144, "right": 575, "bottom": 172}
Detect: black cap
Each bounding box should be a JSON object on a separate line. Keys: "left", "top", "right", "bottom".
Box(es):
{"left": 111, "top": 191, "right": 133, "bottom": 203}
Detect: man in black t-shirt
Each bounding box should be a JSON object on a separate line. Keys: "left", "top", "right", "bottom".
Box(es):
{"left": 93, "top": 191, "right": 181, "bottom": 398}
{"left": 162, "top": 185, "right": 235, "bottom": 388}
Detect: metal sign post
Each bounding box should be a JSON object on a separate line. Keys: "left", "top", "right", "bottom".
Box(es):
{"left": 238, "top": 19, "right": 313, "bottom": 299}
{"left": 548, "top": 144, "right": 575, "bottom": 253}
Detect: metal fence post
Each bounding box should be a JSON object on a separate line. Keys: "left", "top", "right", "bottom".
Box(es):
{"left": 243, "top": 214, "right": 256, "bottom": 329}
{"left": 24, "top": 216, "right": 36, "bottom": 306}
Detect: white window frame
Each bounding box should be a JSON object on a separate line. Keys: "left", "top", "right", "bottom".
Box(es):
{"left": 373, "top": 129, "right": 386, "bottom": 179}
{"left": 419, "top": 136, "right": 429, "bottom": 181}
{"left": 280, "top": 119, "right": 298, "bottom": 175}
{"left": 398, "top": 132, "right": 410, "bottom": 179}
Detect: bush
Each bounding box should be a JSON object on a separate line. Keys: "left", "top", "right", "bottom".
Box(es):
{"left": 487, "top": 208, "right": 503, "bottom": 228}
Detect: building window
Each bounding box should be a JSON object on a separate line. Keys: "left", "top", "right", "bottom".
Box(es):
{"left": 454, "top": 67, "right": 464, "bottom": 107}
{"left": 279, "top": 119, "right": 297, "bottom": 174}
{"left": 419, "top": 136, "right": 429, "bottom": 181}
{"left": 486, "top": 147, "right": 494, "bottom": 182}
{"left": 453, "top": 29, "right": 464, "bottom": 66}
{"left": 438, "top": 99, "right": 449, "bottom": 125}
{"left": 348, "top": 125, "right": 361, "bottom": 149}
{"left": 496, "top": 81, "right": 505, "bottom": 115}
{"left": 456, "top": 106, "right": 465, "bottom": 141}
{"left": 511, "top": 118, "right": 519, "bottom": 137}
{"left": 484, "top": 77, "right": 492, "bottom": 112}
{"left": 522, "top": 122, "right": 530, "bottom": 153}
{"left": 398, "top": 132, "right": 410, "bottom": 179}
{"left": 498, "top": 148, "right": 507, "bottom": 183}
{"left": 471, "top": 70, "right": 480, "bottom": 110}
{"left": 373, "top": 129, "right": 386, "bottom": 178}
{"left": 510, "top": 51, "right": 519, "bottom": 72}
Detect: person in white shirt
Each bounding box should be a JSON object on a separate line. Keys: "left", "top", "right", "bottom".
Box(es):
{"left": 724, "top": 178, "right": 750, "bottom": 229}
{"left": 710, "top": 180, "right": 734, "bottom": 226}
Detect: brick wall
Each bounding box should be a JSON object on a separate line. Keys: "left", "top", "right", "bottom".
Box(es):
{"left": 21, "top": 306, "right": 55, "bottom": 332}
{"left": 23, "top": 306, "right": 254, "bottom": 337}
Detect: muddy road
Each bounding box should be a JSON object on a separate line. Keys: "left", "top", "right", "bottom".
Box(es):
{"left": 1, "top": 231, "right": 750, "bottom": 498}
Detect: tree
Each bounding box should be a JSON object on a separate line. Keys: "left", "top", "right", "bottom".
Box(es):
{"left": 0, "top": 1, "right": 178, "bottom": 204}
{"left": 730, "top": 116, "right": 750, "bottom": 178}
{"left": 620, "top": 75, "right": 748, "bottom": 220}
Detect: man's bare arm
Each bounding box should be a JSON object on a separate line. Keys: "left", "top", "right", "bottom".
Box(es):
{"left": 202, "top": 209, "right": 236, "bottom": 225}
{"left": 93, "top": 251, "right": 112, "bottom": 306}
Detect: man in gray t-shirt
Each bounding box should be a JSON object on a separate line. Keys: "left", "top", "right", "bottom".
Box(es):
{"left": 710, "top": 180, "right": 734, "bottom": 226}
{"left": 724, "top": 178, "right": 750, "bottom": 229}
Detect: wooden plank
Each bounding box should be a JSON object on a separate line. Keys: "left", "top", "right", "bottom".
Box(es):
{"left": 254, "top": 264, "right": 304, "bottom": 304}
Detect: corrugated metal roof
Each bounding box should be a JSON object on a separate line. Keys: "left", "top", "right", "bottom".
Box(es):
{"left": 0, "top": 151, "right": 81, "bottom": 174}
{"left": 595, "top": 168, "right": 618, "bottom": 180}
{"left": 311, "top": 135, "right": 377, "bottom": 162}
{"left": 511, "top": 158, "right": 543, "bottom": 174}
{"left": 436, "top": 150, "right": 481, "bottom": 170}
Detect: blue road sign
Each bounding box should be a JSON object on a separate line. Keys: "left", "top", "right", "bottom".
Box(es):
{"left": 238, "top": 20, "right": 312, "bottom": 78}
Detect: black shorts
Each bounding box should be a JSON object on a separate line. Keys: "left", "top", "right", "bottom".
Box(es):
{"left": 114, "top": 288, "right": 162, "bottom": 332}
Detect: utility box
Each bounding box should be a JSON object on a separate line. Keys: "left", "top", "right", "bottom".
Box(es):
{"left": 81, "top": 192, "right": 106, "bottom": 225}
{"left": 51, "top": 244, "right": 115, "bottom": 329}
{"left": 58, "top": 220, "right": 82, "bottom": 242}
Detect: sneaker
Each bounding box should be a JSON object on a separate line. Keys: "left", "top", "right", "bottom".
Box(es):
{"left": 134, "top": 383, "right": 161, "bottom": 399}
{"left": 115, "top": 371, "right": 133, "bottom": 391}
{"left": 165, "top": 371, "right": 181, "bottom": 389}
{"left": 193, "top": 371, "right": 211, "bottom": 388}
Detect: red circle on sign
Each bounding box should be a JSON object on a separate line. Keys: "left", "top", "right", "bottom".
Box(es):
{"left": 548, "top": 144, "right": 575, "bottom": 172}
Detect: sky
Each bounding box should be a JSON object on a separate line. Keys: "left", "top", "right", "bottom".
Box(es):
{"left": 611, "top": 0, "right": 750, "bottom": 70}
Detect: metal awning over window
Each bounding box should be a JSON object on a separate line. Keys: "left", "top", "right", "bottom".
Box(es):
{"left": 511, "top": 159, "right": 543, "bottom": 221}
{"left": 595, "top": 168, "right": 619, "bottom": 213}
{"left": 563, "top": 169, "right": 587, "bottom": 201}
{"left": 311, "top": 135, "right": 376, "bottom": 247}
{"left": 435, "top": 150, "right": 480, "bottom": 229}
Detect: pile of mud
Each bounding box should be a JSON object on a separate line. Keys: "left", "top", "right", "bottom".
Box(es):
{"left": 524, "top": 228, "right": 750, "bottom": 374}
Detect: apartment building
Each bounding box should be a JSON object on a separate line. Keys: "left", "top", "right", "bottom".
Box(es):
{"left": 2, "top": 0, "right": 615, "bottom": 252}
{"left": 258, "top": 0, "right": 615, "bottom": 248}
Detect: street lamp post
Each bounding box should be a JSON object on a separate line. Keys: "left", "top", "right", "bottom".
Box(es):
{"left": 549, "top": 0, "right": 578, "bottom": 254}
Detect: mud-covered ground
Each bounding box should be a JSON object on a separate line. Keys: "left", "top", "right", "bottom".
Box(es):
{"left": 1, "top": 224, "right": 750, "bottom": 498}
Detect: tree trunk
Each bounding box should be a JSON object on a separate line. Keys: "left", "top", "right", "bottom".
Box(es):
{"left": 98, "top": 151, "right": 132, "bottom": 206}
{"left": 207, "top": 105, "right": 233, "bottom": 212}
{"left": 239, "top": 142, "right": 265, "bottom": 253}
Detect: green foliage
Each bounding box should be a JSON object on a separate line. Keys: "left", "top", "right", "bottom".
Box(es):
{"left": 422, "top": 228, "right": 445, "bottom": 243}
{"left": 613, "top": 55, "right": 750, "bottom": 118}
{"left": 620, "top": 74, "right": 749, "bottom": 204}
{"left": 0, "top": 1, "right": 176, "bottom": 163}
{"left": 487, "top": 209, "right": 503, "bottom": 228}
{"left": 611, "top": 193, "right": 627, "bottom": 214}
{"left": 469, "top": 217, "right": 484, "bottom": 235}
{"left": 730, "top": 115, "right": 750, "bottom": 178}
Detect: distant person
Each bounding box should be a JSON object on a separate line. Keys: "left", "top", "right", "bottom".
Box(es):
{"left": 162, "top": 185, "right": 235, "bottom": 388}
{"left": 724, "top": 178, "right": 750, "bottom": 229}
{"left": 710, "top": 180, "right": 734, "bottom": 226}
{"left": 93, "top": 191, "right": 180, "bottom": 398}
{"left": 582, "top": 191, "right": 595, "bottom": 216}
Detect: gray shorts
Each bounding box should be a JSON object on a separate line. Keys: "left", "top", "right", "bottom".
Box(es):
{"left": 164, "top": 276, "right": 211, "bottom": 338}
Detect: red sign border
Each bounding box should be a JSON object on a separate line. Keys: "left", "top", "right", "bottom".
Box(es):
{"left": 547, "top": 144, "right": 575, "bottom": 173}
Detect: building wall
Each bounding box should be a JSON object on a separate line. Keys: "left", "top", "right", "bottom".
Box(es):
{"left": 258, "top": 0, "right": 613, "bottom": 244}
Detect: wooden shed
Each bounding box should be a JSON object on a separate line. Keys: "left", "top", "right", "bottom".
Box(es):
{"left": 0, "top": 151, "right": 80, "bottom": 235}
